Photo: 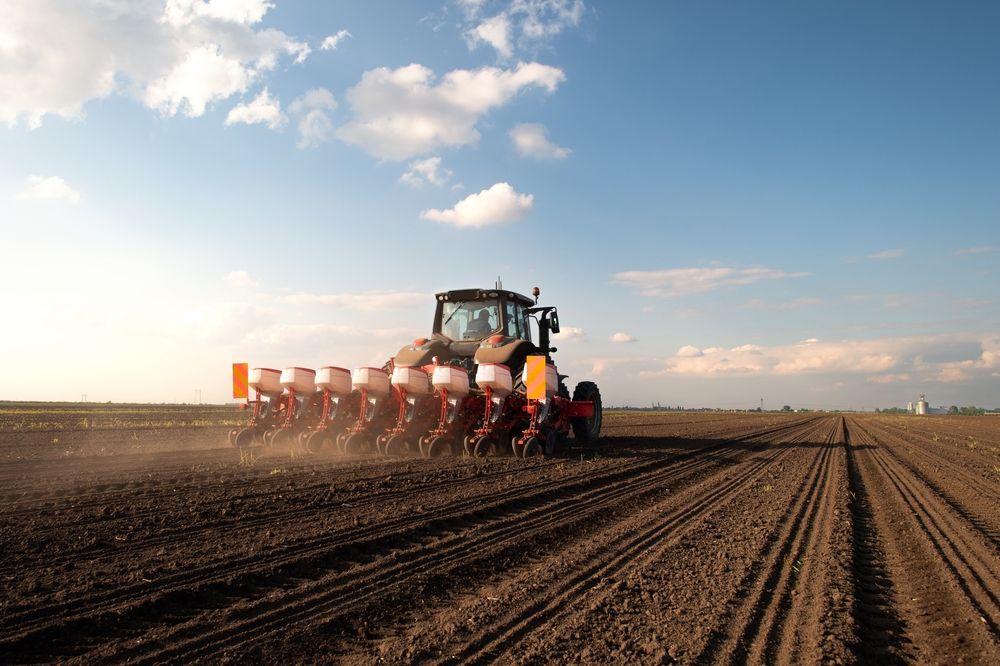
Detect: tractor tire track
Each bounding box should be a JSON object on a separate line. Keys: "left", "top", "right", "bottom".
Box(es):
{"left": 848, "top": 417, "right": 1000, "bottom": 663}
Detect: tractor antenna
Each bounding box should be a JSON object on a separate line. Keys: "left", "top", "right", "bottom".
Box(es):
{"left": 496, "top": 275, "right": 502, "bottom": 290}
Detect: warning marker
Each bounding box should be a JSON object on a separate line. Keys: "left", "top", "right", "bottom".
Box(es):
{"left": 525, "top": 355, "right": 546, "bottom": 400}
{"left": 232, "top": 363, "right": 249, "bottom": 399}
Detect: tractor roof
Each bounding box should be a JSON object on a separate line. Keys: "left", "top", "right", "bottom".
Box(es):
{"left": 435, "top": 288, "right": 535, "bottom": 307}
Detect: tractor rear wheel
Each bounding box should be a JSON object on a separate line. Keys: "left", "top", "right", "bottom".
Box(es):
{"left": 571, "top": 381, "right": 602, "bottom": 442}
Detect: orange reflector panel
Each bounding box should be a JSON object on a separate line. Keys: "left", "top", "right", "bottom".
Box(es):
{"left": 232, "top": 362, "right": 249, "bottom": 399}
{"left": 525, "top": 355, "right": 546, "bottom": 400}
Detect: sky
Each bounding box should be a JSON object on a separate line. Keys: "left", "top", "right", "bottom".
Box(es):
{"left": 1, "top": 0, "right": 998, "bottom": 410}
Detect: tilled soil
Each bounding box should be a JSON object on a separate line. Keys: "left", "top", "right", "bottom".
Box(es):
{"left": 0, "top": 413, "right": 998, "bottom": 664}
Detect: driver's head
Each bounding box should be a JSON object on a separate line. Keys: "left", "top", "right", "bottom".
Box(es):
{"left": 477, "top": 309, "right": 490, "bottom": 321}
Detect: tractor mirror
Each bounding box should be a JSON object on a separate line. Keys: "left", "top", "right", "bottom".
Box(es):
{"left": 549, "top": 312, "right": 560, "bottom": 334}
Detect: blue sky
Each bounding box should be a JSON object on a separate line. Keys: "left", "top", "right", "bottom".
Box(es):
{"left": 1, "top": 0, "right": 998, "bottom": 409}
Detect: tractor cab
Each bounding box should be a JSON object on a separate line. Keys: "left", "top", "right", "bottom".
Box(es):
{"left": 391, "top": 287, "right": 561, "bottom": 376}
{"left": 433, "top": 288, "right": 535, "bottom": 347}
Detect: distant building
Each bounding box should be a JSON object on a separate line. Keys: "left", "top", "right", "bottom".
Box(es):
{"left": 907, "top": 401, "right": 914, "bottom": 413}
{"left": 915, "top": 394, "right": 929, "bottom": 415}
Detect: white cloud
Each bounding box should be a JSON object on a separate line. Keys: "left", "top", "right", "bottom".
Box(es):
{"left": 0, "top": 0, "right": 307, "bottom": 128}
{"left": 553, "top": 326, "right": 585, "bottom": 341}
{"left": 16, "top": 175, "right": 82, "bottom": 204}
{"left": 336, "top": 62, "right": 565, "bottom": 160}
{"left": 468, "top": 14, "right": 512, "bottom": 58}
{"left": 609, "top": 332, "right": 636, "bottom": 343}
{"left": 868, "top": 248, "right": 905, "bottom": 260}
{"left": 289, "top": 88, "right": 337, "bottom": 148}
{"left": 509, "top": 122, "right": 570, "bottom": 159}
{"left": 614, "top": 266, "right": 809, "bottom": 298}
{"left": 162, "top": 0, "right": 275, "bottom": 26}
{"left": 464, "top": 0, "right": 585, "bottom": 58}
{"left": 225, "top": 87, "right": 285, "bottom": 129}
{"left": 320, "top": 29, "right": 352, "bottom": 51}
{"left": 284, "top": 290, "right": 430, "bottom": 311}
{"left": 224, "top": 269, "right": 258, "bottom": 288}
{"left": 420, "top": 182, "right": 533, "bottom": 228}
{"left": 400, "top": 157, "right": 453, "bottom": 187}
{"left": 651, "top": 333, "right": 1000, "bottom": 381}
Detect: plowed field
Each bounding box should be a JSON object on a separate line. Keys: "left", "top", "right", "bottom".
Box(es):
{"left": 1, "top": 412, "right": 998, "bottom": 664}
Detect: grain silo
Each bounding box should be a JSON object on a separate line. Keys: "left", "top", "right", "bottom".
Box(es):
{"left": 916, "top": 394, "right": 928, "bottom": 415}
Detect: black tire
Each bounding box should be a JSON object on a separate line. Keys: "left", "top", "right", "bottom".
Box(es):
{"left": 271, "top": 429, "right": 291, "bottom": 449}
{"left": 234, "top": 428, "right": 255, "bottom": 449}
{"left": 522, "top": 436, "right": 542, "bottom": 458}
{"left": 426, "top": 436, "right": 450, "bottom": 458}
{"left": 383, "top": 434, "right": 405, "bottom": 456}
{"left": 304, "top": 431, "right": 329, "bottom": 454}
{"left": 343, "top": 432, "right": 369, "bottom": 454}
{"left": 472, "top": 436, "right": 493, "bottom": 457}
{"left": 571, "top": 381, "right": 602, "bottom": 442}
{"left": 228, "top": 428, "right": 240, "bottom": 447}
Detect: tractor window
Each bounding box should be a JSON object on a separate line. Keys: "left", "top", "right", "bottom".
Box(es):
{"left": 517, "top": 303, "right": 532, "bottom": 342}
{"left": 440, "top": 300, "right": 500, "bottom": 340}
{"left": 505, "top": 301, "right": 519, "bottom": 338}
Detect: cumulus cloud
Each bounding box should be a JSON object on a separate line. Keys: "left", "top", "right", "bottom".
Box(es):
{"left": 16, "top": 175, "right": 82, "bottom": 204}
{"left": 553, "top": 326, "right": 585, "bottom": 341}
{"left": 867, "top": 248, "right": 905, "bottom": 260}
{"left": 609, "top": 332, "right": 636, "bottom": 343}
{"left": 400, "top": 157, "right": 453, "bottom": 187}
{"left": 464, "top": 0, "right": 585, "bottom": 58}
{"left": 224, "top": 270, "right": 258, "bottom": 288}
{"left": 320, "top": 29, "right": 352, "bottom": 51}
{"left": 614, "top": 266, "right": 809, "bottom": 298}
{"left": 0, "top": 0, "right": 307, "bottom": 128}
{"left": 162, "top": 0, "right": 275, "bottom": 26}
{"left": 336, "top": 62, "right": 565, "bottom": 160}
{"left": 649, "top": 334, "right": 1000, "bottom": 382}
{"left": 421, "top": 182, "right": 533, "bottom": 228}
{"left": 284, "top": 290, "right": 430, "bottom": 311}
{"left": 468, "top": 14, "right": 512, "bottom": 57}
{"left": 509, "top": 122, "right": 570, "bottom": 159}
{"left": 289, "top": 88, "right": 337, "bottom": 148}
{"left": 225, "top": 87, "right": 285, "bottom": 129}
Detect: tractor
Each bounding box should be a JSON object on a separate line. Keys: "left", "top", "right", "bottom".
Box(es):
{"left": 232, "top": 285, "right": 602, "bottom": 458}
